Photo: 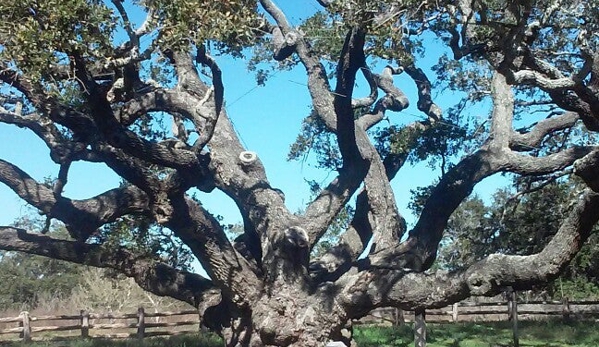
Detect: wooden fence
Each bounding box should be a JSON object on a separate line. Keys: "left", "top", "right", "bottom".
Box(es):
{"left": 359, "top": 298, "right": 599, "bottom": 326}
{"left": 361, "top": 297, "right": 599, "bottom": 347}
{"left": 0, "top": 307, "right": 200, "bottom": 342}
{"left": 2, "top": 299, "right": 599, "bottom": 343}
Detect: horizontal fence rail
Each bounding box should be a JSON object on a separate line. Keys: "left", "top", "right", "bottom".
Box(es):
{"left": 357, "top": 298, "right": 599, "bottom": 326}
{"left": 0, "top": 307, "right": 201, "bottom": 342}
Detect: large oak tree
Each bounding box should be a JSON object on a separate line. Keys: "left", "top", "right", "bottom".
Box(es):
{"left": 1, "top": 0, "right": 599, "bottom": 345}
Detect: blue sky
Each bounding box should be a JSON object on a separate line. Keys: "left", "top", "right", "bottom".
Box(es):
{"left": 0, "top": 0, "right": 509, "bottom": 230}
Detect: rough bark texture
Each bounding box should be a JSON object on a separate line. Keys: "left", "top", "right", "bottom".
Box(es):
{"left": 1, "top": 0, "right": 599, "bottom": 346}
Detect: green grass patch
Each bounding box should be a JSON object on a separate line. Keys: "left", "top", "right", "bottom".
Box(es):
{"left": 0, "top": 333, "right": 223, "bottom": 347}
{"left": 354, "top": 320, "right": 599, "bottom": 347}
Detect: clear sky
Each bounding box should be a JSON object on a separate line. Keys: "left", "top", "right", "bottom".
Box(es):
{"left": 0, "top": 0, "right": 509, "bottom": 230}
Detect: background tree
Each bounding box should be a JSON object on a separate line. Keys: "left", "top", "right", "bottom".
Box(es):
{"left": 1, "top": 0, "right": 599, "bottom": 346}
{"left": 425, "top": 177, "right": 599, "bottom": 300}
{"left": 0, "top": 214, "right": 189, "bottom": 312}
{"left": 0, "top": 250, "right": 82, "bottom": 310}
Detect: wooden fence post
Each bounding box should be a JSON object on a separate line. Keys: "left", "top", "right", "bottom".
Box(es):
{"left": 81, "top": 310, "right": 89, "bottom": 338}
{"left": 452, "top": 303, "right": 459, "bottom": 322}
{"left": 562, "top": 297, "right": 571, "bottom": 322}
{"left": 19, "top": 311, "right": 31, "bottom": 342}
{"left": 137, "top": 307, "right": 145, "bottom": 339}
{"left": 507, "top": 289, "right": 519, "bottom": 347}
{"left": 414, "top": 308, "right": 426, "bottom": 347}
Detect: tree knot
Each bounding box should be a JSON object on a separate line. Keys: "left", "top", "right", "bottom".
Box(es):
{"left": 284, "top": 226, "right": 309, "bottom": 248}
{"left": 466, "top": 273, "right": 493, "bottom": 295}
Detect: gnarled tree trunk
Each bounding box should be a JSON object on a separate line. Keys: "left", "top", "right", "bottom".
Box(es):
{"left": 1, "top": 0, "right": 599, "bottom": 346}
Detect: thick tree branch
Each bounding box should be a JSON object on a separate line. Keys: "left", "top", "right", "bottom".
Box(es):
{"left": 334, "top": 28, "right": 368, "bottom": 167}
{"left": 488, "top": 72, "right": 515, "bottom": 149}
{"left": 305, "top": 64, "right": 412, "bottom": 248}
{"left": 165, "top": 195, "right": 261, "bottom": 307}
{"left": 510, "top": 112, "right": 580, "bottom": 151}
{"left": 0, "top": 227, "right": 215, "bottom": 307}
{"left": 208, "top": 113, "right": 289, "bottom": 241}
{"left": 311, "top": 90, "right": 436, "bottom": 282}
{"left": 258, "top": 0, "right": 292, "bottom": 32}
{"left": 309, "top": 152, "right": 410, "bottom": 283}
{"left": 338, "top": 189, "right": 599, "bottom": 315}
{"left": 260, "top": 2, "right": 372, "bottom": 257}
{"left": 68, "top": 53, "right": 206, "bottom": 171}
{"left": 301, "top": 28, "right": 372, "bottom": 247}
{"left": 303, "top": 169, "right": 365, "bottom": 244}
{"left": 260, "top": 0, "right": 336, "bottom": 134}
{"left": 0, "top": 109, "right": 67, "bottom": 162}
{"left": 365, "top": 72, "right": 591, "bottom": 272}
{"left": 114, "top": 89, "right": 196, "bottom": 126}
{"left": 509, "top": 69, "right": 577, "bottom": 89}
{"left": 207, "top": 112, "right": 314, "bottom": 285}
{"left": 368, "top": 149, "right": 502, "bottom": 272}
{"left": 505, "top": 147, "right": 596, "bottom": 175}
{"left": 0, "top": 159, "right": 151, "bottom": 239}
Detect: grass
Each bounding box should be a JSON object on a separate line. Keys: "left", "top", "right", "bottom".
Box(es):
{"left": 1, "top": 321, "right": 598, "bottom": 346}
{"left": 354, "top": 320, "right": 599, "bottom": 347}
{"left": 0, "top": 333, "right": 223, "bottom": 347}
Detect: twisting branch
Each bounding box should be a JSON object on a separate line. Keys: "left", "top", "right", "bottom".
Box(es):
{"left": 333, "top": 27, "right": 368, "bottom": 167}
{"left": 66, "top": 53, "right": 211, "bottom": 171}
{"left": 403, "top": 64, "right": 442, "bottom": 122}
{"left": 365, "top": 72, "right": 591, "bottom": 273}
{"left": 351, "top": 67, "right": 378, "bottom": 109}
{"left": 194, "top": 45, "right": 224, "bottom": 149}
{"left": 357, "top": 65, "right": 409, "bottom": 130}
{"left": 111, "top": 0, "right": 139, "bottom": 52}
{"left": 260, "top": 0, "right": 337, "bottom": 132}
{"left": 260, "top": 0, "right": 371, "bottom": 255}
{"left": 311, "top": 74, "right": 441, "bottom": 283}
{"left": 309, "top": 50, "right": 444, "bottom": 282}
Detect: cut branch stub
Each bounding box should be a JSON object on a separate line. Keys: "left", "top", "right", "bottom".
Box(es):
{"left": 272, "top": 27, "right": 299, "bottom": 61}
{"left": 239, "top": 151, "right": 258, "bottom": 165}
